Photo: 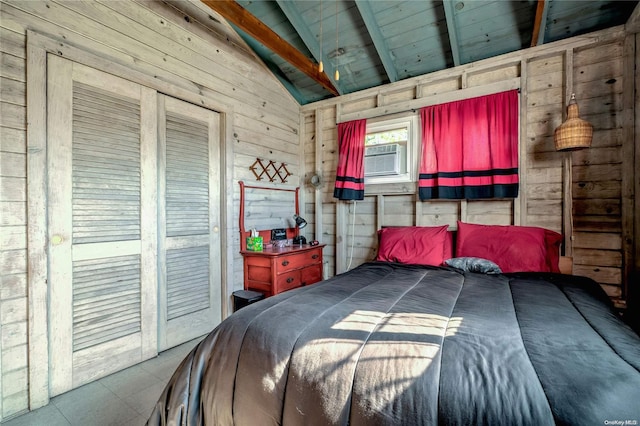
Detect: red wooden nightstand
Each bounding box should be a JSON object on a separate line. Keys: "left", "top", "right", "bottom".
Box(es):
{"left": 241, "top": 244, "right": 325, "bottom": 296}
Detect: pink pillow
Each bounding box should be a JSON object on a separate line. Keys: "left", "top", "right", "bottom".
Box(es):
{"left": 376, "top": 225, "right": 449, "bottom": 266}
{"left": 455, "top": 221, "right": 562, "bottom": 273}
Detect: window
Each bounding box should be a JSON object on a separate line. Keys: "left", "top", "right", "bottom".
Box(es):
{"left": 364, "top": 115, "right": 417, "bottom": 184}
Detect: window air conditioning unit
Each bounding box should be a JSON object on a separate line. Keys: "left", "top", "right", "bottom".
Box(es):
{"left": 364, "top": 144, "right": 400, "bottom": 176}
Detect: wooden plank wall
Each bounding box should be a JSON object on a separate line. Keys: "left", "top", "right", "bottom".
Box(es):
{"left": 0, "top": 0, "right": 300, "bottom": 420}
{"left": 571, "top": 39, "right": 627, "bottom": 290}
{"left": 301, "top": 26, "right": 635, "bottom": 309}
{"left": 0, "top": 8, "right": 30, "bottom": 418}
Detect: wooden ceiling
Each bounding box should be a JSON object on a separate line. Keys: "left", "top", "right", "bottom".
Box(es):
{"left": 197, "top": 0, "right": 638, "bottom": 105}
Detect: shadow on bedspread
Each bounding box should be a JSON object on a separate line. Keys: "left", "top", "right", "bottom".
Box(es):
{"left": 147, "top": 263, "right": 640, "bottom": 426}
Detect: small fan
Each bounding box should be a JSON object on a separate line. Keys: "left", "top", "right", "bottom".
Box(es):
{"left": 309, "top": 174, "right": 322, "bottom": 188}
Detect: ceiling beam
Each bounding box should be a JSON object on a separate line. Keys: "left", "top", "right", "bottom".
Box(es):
{"left": 530, "top": 0, "right": 549, "bottom": 47}
{"left": 626, "top": 2, "right": 640, "bottom": 33}
{"left": 354, "top": 0, "right": 398, "bottom": 83}
{"left": 201, "top": 0, "right": 339, "bottom": 96}
{"left": 275, "top": 0, "right": 342, "bottom": 94}
{"left": 442, "top": 0, "right": 461, "bottom": 67}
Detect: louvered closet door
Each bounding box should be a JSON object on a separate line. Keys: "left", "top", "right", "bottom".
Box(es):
{"left": 158, "top": 95, "right": 221, "bottom": 351}
{"left": 47, "top": 56, "right": 157, "bottom": 396}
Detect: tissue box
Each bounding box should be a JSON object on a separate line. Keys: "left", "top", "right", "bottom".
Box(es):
{"left": 246, "top": 236, "right": 263, "bottom": 251}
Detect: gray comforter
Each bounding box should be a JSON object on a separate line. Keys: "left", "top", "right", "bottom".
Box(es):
{"left": 148, "top": 262, "right": 640, "bottom": 425}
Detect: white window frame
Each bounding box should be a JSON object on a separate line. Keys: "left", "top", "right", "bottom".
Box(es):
{"left": 364, "top": 114, "right": 419, "bottom": 185}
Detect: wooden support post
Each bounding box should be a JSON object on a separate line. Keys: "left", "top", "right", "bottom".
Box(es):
{"left": 459, "top": 200, "right": 468, "bottom": 223}
{"left": 517, "top": 59, "right": 528, "bottom": 226}
{"left": 336, "top": 201, "right": 347, "bottom": 275}
{"left": 415, "top": 195, "right": 423, "bottom": 226}
{"left": 562, "top": 154, "right": 573, "bottom": 257}
{"left": 621, "top": 34, "right": 636, "bottom": 299}
{"left": 376, "top": 195, "right": 384, "bottom": 230}
{"left": 562, "top": 49, "right": 574, "bottom": 257}
{"left": 314, "top": 109, "right": 324, "bottom": 244}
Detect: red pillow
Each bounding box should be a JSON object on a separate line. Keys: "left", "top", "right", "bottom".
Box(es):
{"left": 543, "top": 229, "right": 563, "bottom": 273}
{"left": 376, "top": 225, "right": 449, "bottom": 266}
{"left": 455, "top": 221, "right": 562, "bottom": 273}
{"left": 444, "top": 230, "right": 454, "bottom": 260}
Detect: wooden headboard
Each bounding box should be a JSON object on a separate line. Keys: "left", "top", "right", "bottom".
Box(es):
{"left": 559, "top": 256, "right": 573, "bottom": 275}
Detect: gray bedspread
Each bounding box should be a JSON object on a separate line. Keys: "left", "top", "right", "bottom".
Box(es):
{"left": 147, "top": 262, "right": 640, "bottom": 426}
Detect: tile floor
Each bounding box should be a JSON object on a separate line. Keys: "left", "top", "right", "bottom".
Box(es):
{"left": 1, "top": 336, "right": 205, "bottom": 426}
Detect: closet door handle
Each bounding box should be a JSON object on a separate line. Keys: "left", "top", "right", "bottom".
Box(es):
{"left": 282, "top": 260, "right": 290, "bottom": 266}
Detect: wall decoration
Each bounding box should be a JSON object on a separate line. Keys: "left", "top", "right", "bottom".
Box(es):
{"left": 250, "top": 158, "right": 292, "bottom": 183}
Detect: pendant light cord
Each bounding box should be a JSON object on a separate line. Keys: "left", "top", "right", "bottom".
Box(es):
{"left": 318, "top": 0, "right": 323, "bottom": 72}
{"left": 334, "top": 0, "right": 339, "bottom": 80}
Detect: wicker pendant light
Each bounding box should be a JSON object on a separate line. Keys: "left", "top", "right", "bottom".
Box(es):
{"left": 554, "top": 93, "right": 593, "bottom": 151}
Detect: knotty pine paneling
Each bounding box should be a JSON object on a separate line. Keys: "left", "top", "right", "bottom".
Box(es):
{"left": 417, "top": 77, "right": 460, "bottom": 97}
{"left": 570, "top": 39, "right": 626, "bottom": 293}
{"left": 467, "top": 63, "right": 520, "bottom": 87}
{"left": 0, "top": 0, "right": 300, "bottom": 419}
{"left": 301, "top": 26, "right": 634, "bottom": 311}
{"left": 0, "top": 17, "right": 28, "bottom": 418}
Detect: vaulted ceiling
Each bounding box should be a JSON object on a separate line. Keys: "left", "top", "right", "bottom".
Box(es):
{"left": 198, "top": 0, "right": 638, "bottom": 105}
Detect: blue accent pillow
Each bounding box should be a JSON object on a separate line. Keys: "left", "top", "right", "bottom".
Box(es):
{"left": 444, "top": 257, "right": 502, "bottom": 274}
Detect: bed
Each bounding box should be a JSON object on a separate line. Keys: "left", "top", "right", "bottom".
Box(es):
{"left": 147, "top": 222, "right": 640, "bottom": 425}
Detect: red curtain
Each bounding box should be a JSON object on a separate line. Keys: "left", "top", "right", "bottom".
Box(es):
{"left": 334, "top": 119, "right": 367, "bottom": 200}
{"left": 419, "top": 90, "right": 519, "bottom": 200}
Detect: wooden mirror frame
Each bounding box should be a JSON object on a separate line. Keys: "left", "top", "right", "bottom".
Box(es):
{"left": 238, "top": 181, "right": 300, "bottom": 251}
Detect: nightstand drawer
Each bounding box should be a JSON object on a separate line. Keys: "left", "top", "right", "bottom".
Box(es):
{"left": 276, "top": 250, "right": 321, "bottom": 273}
{"left": 300, "top": 264, "right": 322, "bottom": 285}
{"left": 276, "top": 270, "right": 301, "bottom": 292}
{"left": 241, "top": 243, "right": 325, "bottom": 296}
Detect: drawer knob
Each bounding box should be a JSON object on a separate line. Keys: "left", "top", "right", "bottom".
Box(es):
{"left": 282, "top": 260, "right": 290, "bottom": 266}
{"left": 311, "top": 254, "right": 319, "bottom": 259}
{"left": 286, "top": 277, "right": 294, "bottom": 283}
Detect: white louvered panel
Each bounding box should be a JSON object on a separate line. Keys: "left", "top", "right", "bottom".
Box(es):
{"left": 158, "top": 95, "right": 220, "bottom": 351}
{"left": 72, "top": 82, "right": 141, "bottom": 244}
{"left": 166, "top": 246, "right": 210, "bottom": 320}
{"left": 49, "top": 57, "right": 159, "bottom": 396}
{"left": 72, "top": 255, "right": 141, "bottom": 352}
{"left": 73, "top": 84, "right": 141, "bottom": 128}
{"left": 165, "top": 112, "right": 209, "bottom": 237}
